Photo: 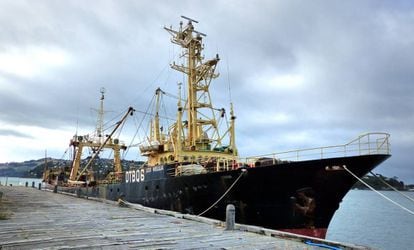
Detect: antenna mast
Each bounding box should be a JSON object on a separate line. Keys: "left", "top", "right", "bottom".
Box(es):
{"left": 164, "top": 17, "right": 221, "bottom": 150}
{"left": 96, "top": 87, "right": 105, "bottom": 144}
{"left": 140, "top": 17, "right": 238, "bottom": 168}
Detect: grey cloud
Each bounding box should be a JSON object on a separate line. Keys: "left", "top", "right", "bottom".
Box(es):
{"left": 0, "top": 128, "right": 33, "bottom": 138}
{"left": 0, "top": 1, "right": 413, "bottom": 182}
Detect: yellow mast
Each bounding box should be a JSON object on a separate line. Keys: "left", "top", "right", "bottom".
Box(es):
{"left": 230, "top": 103, "right": 237, "bottom": 156}
{"left": 165, "top": 16, "right": 222, "bottom": 151}
{"left": 153, "top": 88, "right": 163, "bottom": 143}
{"left": 96, "top": 87, "right": 105, "bottom": 144}
{"left": 68, "top": 90, "right": 132, "bottom": 183}
{"left": 140, "top": 16, "right": 237, "bottom": 170}
{"left": 175, "top": 83, "right": 183, "bottom": 159}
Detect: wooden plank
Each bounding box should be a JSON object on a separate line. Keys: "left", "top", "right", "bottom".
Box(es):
{"left": 0, "top": 186, "right": 366, "bottom": 249}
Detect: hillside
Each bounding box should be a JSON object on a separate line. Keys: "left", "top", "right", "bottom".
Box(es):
{"left": 353, "top": 174, "right": 409, "bottom": 191}
{"left": 0, "top": 158, "right": 142, "bottom": 178}
{"left": 0, "top": 159, "right": 60, "bottom": 178}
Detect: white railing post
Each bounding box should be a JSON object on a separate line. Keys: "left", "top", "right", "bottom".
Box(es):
{"left": 387, "top": 137, "right": 390, "bottom": 154}
{"left": 368, "top": 134, "right": 371, "bottom": 155}
{"left": 241, "top": 133, "right": 390, "bottom": 164}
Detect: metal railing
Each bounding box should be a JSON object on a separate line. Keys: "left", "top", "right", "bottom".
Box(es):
{"left": 244, "top": 132, "right": 390, "bottom": 164}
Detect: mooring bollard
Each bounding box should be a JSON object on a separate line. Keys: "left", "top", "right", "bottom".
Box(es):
{"left": 25, "top": 182, "right": 28, "bottom": 187}
{"left": 225, "top": 204, "right": 235, "bottom": 230}
{"left": 53, "top": 185, "right": 58, "bottom": 193}
{"left": 32, "top": 181, "right": 35, "bottom": 188}
{"left": 38, "top": 183, "right": 42, "bottom": 190}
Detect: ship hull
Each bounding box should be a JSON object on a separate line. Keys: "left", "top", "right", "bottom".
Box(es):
{"left": 57, "top": 154, "right": 389, "bottom": 238}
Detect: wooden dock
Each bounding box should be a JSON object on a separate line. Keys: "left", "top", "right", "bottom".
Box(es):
{"left": 0, "top": 186, "right": 366, "bottom": 249}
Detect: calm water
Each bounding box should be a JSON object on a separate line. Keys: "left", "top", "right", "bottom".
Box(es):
{"left": 327, "top": 190, "right": 414, "bottom": 250}
{"left": 0, "top": 177, "right": 43, "bottom": 187}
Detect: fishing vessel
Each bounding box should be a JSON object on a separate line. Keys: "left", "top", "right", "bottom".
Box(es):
{"left": 45, "top": 17, "right": 391, "bottom": 238}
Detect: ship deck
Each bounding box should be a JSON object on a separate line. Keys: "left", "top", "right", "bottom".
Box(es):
{"left": 0, "top": 186, "right": 367, "bottom": 249}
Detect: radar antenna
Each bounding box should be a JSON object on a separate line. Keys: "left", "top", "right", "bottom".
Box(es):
{"left": 181, "top": 15, "right": 199, "bottom": 23}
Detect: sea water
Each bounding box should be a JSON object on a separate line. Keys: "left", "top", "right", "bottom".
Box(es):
{"left": 327, "top": 190, "right": 414, "bottom": 250}
{"left": 0, "top": 177, "right": 43, "bottom": 187}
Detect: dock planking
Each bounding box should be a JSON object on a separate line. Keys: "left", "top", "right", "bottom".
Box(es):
{"left": 0, "top": 186, "right": 365, "bottom": 249}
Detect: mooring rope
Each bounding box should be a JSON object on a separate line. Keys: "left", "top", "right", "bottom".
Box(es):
{"left": 343, "top": 166, "right": 414, "bottom": 215}
{"left": 197, "top": 169, "right": 246, "bottom": 216}
{"left": 304, "top": 240, "right": 341, "bottom": 250}
{"left": 370, "top": 171, "right": 414, "bottom": 203}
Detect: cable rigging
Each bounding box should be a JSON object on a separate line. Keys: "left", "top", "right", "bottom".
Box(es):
{"left": 370, "top": 171, "right": 414, "bottom": 203}
{"left": 343, "top": 166, "right": 414, "bottom": 216}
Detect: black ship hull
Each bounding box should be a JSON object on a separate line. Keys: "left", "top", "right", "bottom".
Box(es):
{"left": 56, "top": 154, "right": 389, "bottom": 238}
{"left": 45, "top": 19, "right": 392, "bottom": 240}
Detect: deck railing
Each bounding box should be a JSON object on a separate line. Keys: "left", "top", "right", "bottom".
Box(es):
{"left": 244, "top": 132, "right": 390, "bottom": 164}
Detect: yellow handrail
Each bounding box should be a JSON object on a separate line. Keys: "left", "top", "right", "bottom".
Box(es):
{"left": 243, "top": 132, "right": 390, "bottom": 164}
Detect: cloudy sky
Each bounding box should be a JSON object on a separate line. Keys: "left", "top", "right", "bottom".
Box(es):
{"left": 0, "top": 1, "right": 413, "bottom": 182}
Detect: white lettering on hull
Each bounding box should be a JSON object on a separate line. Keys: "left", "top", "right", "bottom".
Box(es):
{"left": 125, "top": 169, "right": 145, "bottom": 183}
{"left": 325, "top": 165, "right": 346, "bottom": 171}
